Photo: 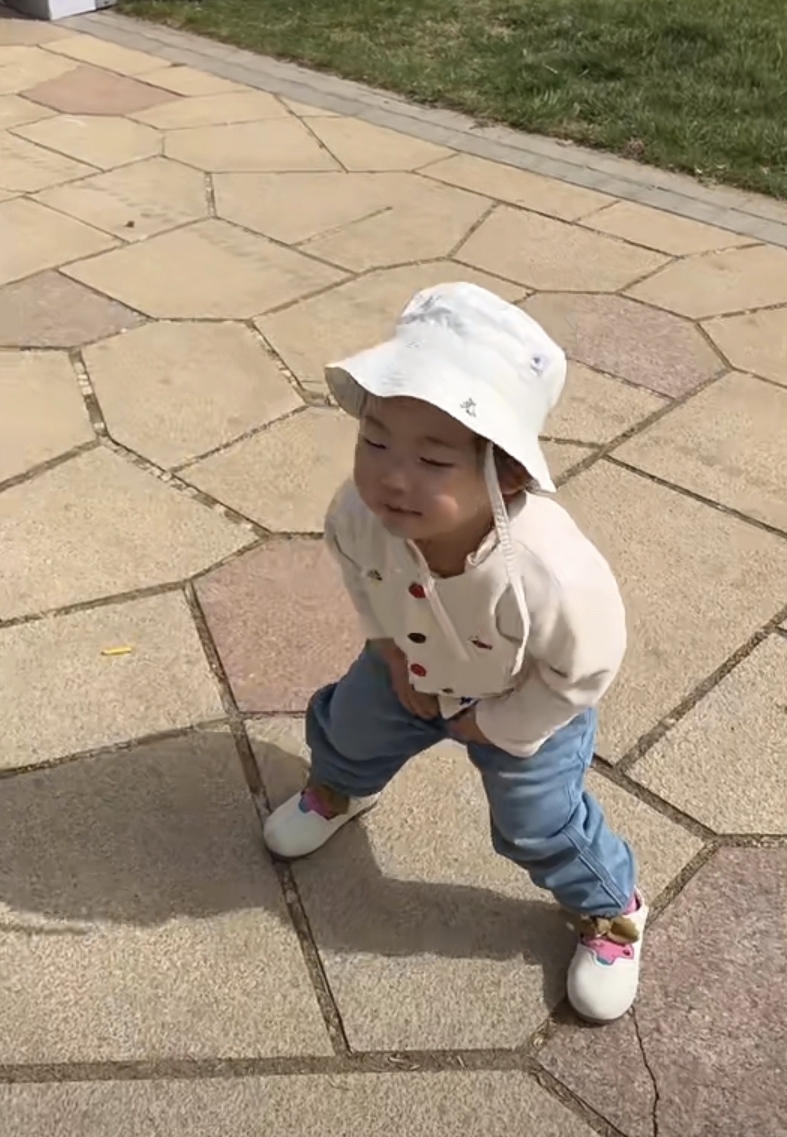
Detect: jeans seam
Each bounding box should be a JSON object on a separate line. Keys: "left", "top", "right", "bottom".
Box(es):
{"left": 563, "top": 822, "right": 630, "bottom": 913}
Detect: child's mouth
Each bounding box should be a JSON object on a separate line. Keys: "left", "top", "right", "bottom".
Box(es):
{"left": 383, "top": 504, "right": 421, "bottom": 517}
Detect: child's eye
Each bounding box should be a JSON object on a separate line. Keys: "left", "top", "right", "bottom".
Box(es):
{"left": 363, "top": 437, "right": 386, "bottom": 450}
{"left": 421, "top": 457, "right": 454, "bottom": 469}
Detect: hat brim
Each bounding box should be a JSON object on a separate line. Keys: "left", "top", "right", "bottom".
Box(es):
{"left": 326, "top": 336, "right": 556, "bottom": 493}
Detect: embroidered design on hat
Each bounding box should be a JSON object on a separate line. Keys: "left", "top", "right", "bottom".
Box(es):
{"left": 400, "top": 295, "right": 467, "bottom": 334}
{"left": 366, "top": 569, "right": 382, "bottom": 581}
{"left": 470, "top": 636, "right": 493, "bottom": 650}
{"left": 460, "top": 398, "right": 477, "bottom": 417}
{"left": 531, "top": 353, "right": 548, "bottom": 375}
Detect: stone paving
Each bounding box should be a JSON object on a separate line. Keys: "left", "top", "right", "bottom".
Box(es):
{"left": 1, "top": 7, "right": 786, "bottom": 1136}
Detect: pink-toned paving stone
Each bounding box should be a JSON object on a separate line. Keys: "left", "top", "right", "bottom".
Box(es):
{"left": 196, "top": 538, "right": 361, "bottom": 713}
{"left": 0, "top": 271, "right": 143, "bottom": 348}
{"left": 25, "top": 65, "right": 178, "bottom": 115}
{"left": 524, "top": 292, "right": 723, "bottom": 396}
{"left": 539, "top": 848, "right": 787, "bottom": 1137}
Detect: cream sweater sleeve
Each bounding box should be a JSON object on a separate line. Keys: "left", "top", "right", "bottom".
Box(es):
{"left": 324, "top": 483, "right": 386, "bottom": 641}
{"left": 474, "top": 553, "right": 627, "bottom": 758}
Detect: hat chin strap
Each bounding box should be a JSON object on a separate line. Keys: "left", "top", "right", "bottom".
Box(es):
{"left": 484, "top": 442, "right": 529, "bottom": 678}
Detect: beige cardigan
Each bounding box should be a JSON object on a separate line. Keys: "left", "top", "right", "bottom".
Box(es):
{"left": 325, "top": 480, "right": 626, "bottom": 757}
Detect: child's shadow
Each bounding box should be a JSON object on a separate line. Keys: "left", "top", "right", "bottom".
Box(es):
{"left": 0, "top": 730, "right": 573, "bottom": 1006}
{"left": 259, "top": 738, "right": 575, "bottom": 1005}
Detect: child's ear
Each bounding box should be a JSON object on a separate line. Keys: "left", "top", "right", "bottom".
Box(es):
{"left": 496, "top": 451, "right": 530, "bottom": 498}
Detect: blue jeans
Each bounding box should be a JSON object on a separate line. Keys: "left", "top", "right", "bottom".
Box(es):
{"left": 306, "top": 647, "right": 636, "bottom": 917}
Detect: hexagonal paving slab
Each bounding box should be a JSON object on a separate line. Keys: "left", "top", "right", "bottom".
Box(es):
{"left": 85, "top": 321, "right": 302, "bottom": 468}
{"left": 63, "top": 219, "right": 345, "bottom": 319}
{"left": 616, "top": 371, "right": 787, "bottom": 530}
{"left": 196, "top": 538, "right": 361, "bottom": 712}
{"left": 131, "top": 87, "right": 287, "bottom": 128}
{"left": 35, "top": 155, "right": 209, "bottom": 241}
{"left": 300, "top": 175, "right": 491, "bottom": 272}
{"left": 0, "top": 270, "right": 143, "bottom": 348}
{"left": 0, "top": 43, "right": 77, "bottom": 94}
{"left": 0, "top": 446, "right": 251, "bottom": 619}
{"left": 0, "top": 350, "right": 92, "bottom": 482}
{"left": 423, "top": 152, "right": 609, "bottom": 220}
{"left": 183, "top": 406, "right": 357, "bottom": 530}
{"left": 0, "top": 592, "right": 223, "bottom": 770}
{"left": 43, "top": 34, "right": 168, "bottom": 77}
{"left": 0, "top": 729, "right": 332, "bottom": 1061}
{"left": 523, "top": 292, "right": 722, "bottom": 396}
{"left": 631, "top": 636, "right": 787, "bottom": 833}
{"left": 139, "top": 64, "right": 247, "bottom": 97}
{"left": 0, "top": 92, "right": 55, "bottom": 128}
{"left": 25, "top": 64, "right": 176, "bottom": 115}
{"left": 0, "top": 129, "right": 93, "bottom": 192}
{"left": 306, "top": 115, "right": 451, "bottom": 170}
{"left": 545, "top": 364, "right": 667, "bottom": 444}
{"left": 258, "top": 262, "right": 523, "bottom": 396}
{"left": 253, "top": 718, "right": 700, "bottom": 1050}
{"left": 0, "top": 1072, "right": 600, "bottom": 1137}
{"left": 703, "top": 307, "right": 787, "bottom": 386}
{"left": 581, "top": 199, "right": 751, "bottom": 255}
{"left": 628, "top": 244, "right": 787, "bottom": 318}
{"left": 0, "top": 197, "right": 115, "bottom": 286}
{"left": 16, "top": 113, "right": 161, "bottom": 170}
{"left": 215, "top": 168, "right": 489, "bottom": 256}
{"left": 540, "top": 848, "right": 787, "bottom": 1137}
{"left": 214, "top": 170, "right": 389, "bottom": 245}
{"left": 165, "top": 118, "right": 339, "bottom": 172}
{"left": 559, "top": 462, "right": 787, "bottom": 760}
{"left": 458, "top": 206, "right": 667, "bottom": 291}
{"left": 0, "top": 12, "right": 70, "bottom": 46}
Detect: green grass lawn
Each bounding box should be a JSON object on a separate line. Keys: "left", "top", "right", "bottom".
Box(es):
{"left": 121, "top": 0, "right": 787, "bottom": 198}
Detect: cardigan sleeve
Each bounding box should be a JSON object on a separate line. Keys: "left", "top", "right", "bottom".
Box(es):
{"left": 475, "top": 551, "right": 626, "bottom": 757}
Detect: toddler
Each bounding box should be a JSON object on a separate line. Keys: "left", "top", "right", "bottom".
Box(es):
{"left": 264, "top": 282, "right": 646, "bottom": 1023}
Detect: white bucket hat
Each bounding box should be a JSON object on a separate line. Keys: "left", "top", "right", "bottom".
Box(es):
{"left": 324, "top": 280, "right": 566, "bottom": 493}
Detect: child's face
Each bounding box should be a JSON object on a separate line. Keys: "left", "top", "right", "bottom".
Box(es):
{"left": 354, "top": 395, "right": 491, "bottom": 543}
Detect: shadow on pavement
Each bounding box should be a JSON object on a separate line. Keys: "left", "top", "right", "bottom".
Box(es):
{"left": 0, "top": 729, "right": 572, "bottom": 1001}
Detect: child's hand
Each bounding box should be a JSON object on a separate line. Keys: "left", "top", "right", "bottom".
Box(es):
{"left": 450, "top": 709, "right": 491, "bottom": 746}
{"left": 374, "top": 639, "right": 440, "bottom": 719}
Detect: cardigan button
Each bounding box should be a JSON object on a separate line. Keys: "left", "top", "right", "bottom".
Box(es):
{"left": 407, "top": 632, "right": 426, "bottom": 644}
{"left": 408, "top": 582, "right": 426, "bottom": 599}
{"left": 410, "top": 663, "right": 427, "bottom": 677}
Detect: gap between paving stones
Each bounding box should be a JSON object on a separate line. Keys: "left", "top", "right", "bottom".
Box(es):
{"left": 53, "top": 11, "right": 787, "bottom": 250}
{"left": 182, "top": 581, "right": 355, "bottom": 1051}
{"left": 3, "top": 33, "right": 785, "bottom": 1116}
{"left": 170, "top": 401, "right": 312, "bottom": 474}
{"left": 606, "top": 456, "right": 787, "bottom": 541}
{"left": 614, "top": 602, "right": 787, "bottom": 774}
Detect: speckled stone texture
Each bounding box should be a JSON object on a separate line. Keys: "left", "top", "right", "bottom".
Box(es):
{"left": 540, "top": 848, "right": 787, "bottom": 1137}
{"left": 2, "top": 12, "right": 787, "bottom": 1128}
{"left": 196, "top": 538, "right": 362, "bottom": 711}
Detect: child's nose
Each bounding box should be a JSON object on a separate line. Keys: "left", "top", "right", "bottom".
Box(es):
{"left": 380, "top": 459, "right": 409, "bottom": 492}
